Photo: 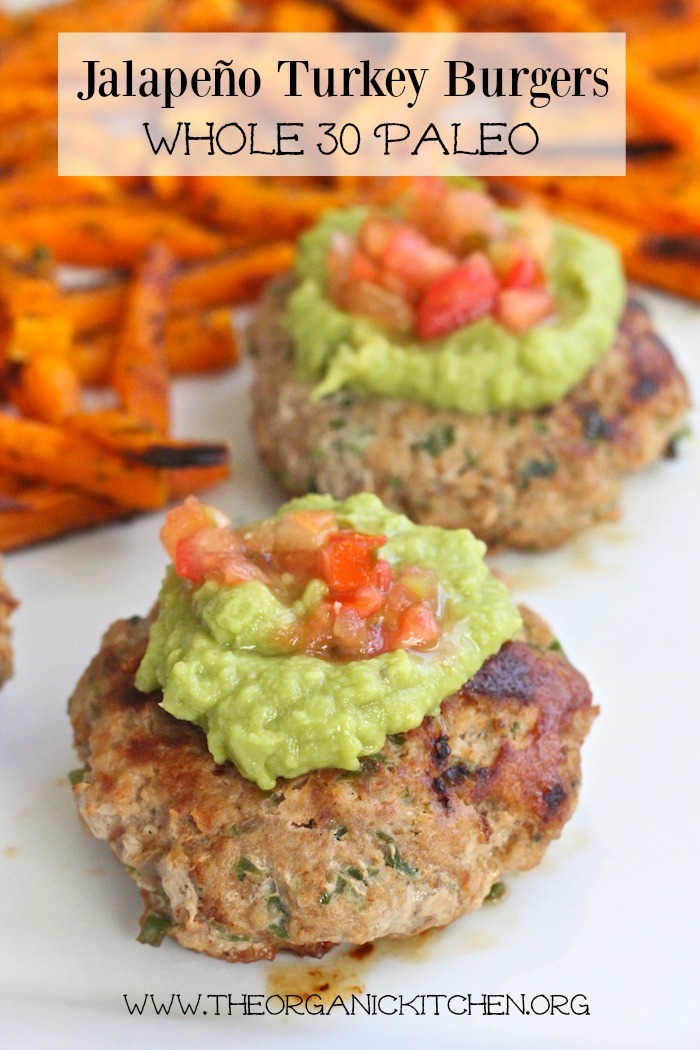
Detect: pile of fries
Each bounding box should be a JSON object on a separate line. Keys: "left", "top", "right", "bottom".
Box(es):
{"left": 0, "top": 0, "right": 697, "bottom": 549}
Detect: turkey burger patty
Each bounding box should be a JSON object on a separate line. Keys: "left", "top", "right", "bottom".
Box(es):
{"left": 69, "top": 605, "right": 595, "bottom": 962}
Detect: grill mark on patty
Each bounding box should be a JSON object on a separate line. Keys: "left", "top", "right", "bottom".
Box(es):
{"left": 466, "top": 641, "right": 541, "bottom": 704}
{"left": 621, "top": 299, "right": 676, "bottom": 405}
{"left": 543, "top": 783, "right": 568, "bottom": 812}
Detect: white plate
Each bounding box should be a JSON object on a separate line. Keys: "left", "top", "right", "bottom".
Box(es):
{"left": 1, "top": 289, "right": 698, "bottom": 1050}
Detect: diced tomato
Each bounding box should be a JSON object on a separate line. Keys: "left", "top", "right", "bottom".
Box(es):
{"left": 495, "top": 287, "right": 555, "bottom": 334}
{"left": 381, "top": 226, "right": 456, "bottom": 298}
{"left": 416, "top": 253, "right": 501, "bottom": 340}
{"left": 347, "top": 250, "right": 382, "bottom": 286}
{"left": 272, "top": 510, "right": 337, "bottom": 553}
{"left": 320, "top": 531, "right": 386, "bottom": 593}
{"left": 332, "top": 604, "right": 368, "bottom": 652}
{"left": 160, "top": 496, "right": 228, "bottom": 561}
{"left": 175, "top": 526, "right": 264, "bottom": 587}
{"left": 440, "top": 187, "right": 504, "bottom": 247}
{"left": 375, "top": 558, "right": 394, "bottom": 593}
{"left": 503, "top": 253, "right": 542, "bottom": 290}
{"left": 391, "top": 603, "right": 440, "bottom": 650}
{"left": 341, "top": 280, "right": 414, "bottom": 334}
{"left": 359, "top": 216, "right": 398, "bottom": 260}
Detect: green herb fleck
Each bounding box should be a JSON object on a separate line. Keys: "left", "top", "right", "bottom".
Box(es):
{"left": 485, "top": 881, "right": 506, "bottom": 903}
{"left": 329, "top": 417, "right": 346, "bottom": 430}
{"left": 236, "top": 856, "right": 263, "bottom": 881}
{"left": 267, "top": 894, "right": 290, "bottom": 938}
{"left": 548, "top": 639, "right": 566, "bottom": 657}
{"left": 228, "top": 824, "right": 240, "bottom": 837}
{"left": 517, "top": 457, "right": 557, "bottom": 490}
{"left": 333, "top": 825, "right": 348, "bottom": 840}
{"left": 32, "top": 244, "right": 51, "bottom": 264}
{"left": 388, "top": 733, "right": 406, "bottom": 747}
{"left": 267, "top": 894, "right": 289, "bottom": 917}
{"left": 211, "top": 922, "right": 249, "bottom": 942}
{"left": 376, "top": 831, "right": 418, "bottom": 877}
{"left": 509, "top": 722, "right": 520, "bottom": 739}
{"left": 463, "top": 449, "right": 478, "bottom": 468}
{"left": 665, "top": 423, "right": 691, "bottom": 459}
{"left": 68, "top": 768, "right": 85, "bottom": 785}
{"left": 412, "top": 425, "right": 455, "bottom": 458}
{"left": 386, "top": 475, "right": 405, "bottom": 490}
{"left": 137, "top": 912, "right": 171, "bottom": 947}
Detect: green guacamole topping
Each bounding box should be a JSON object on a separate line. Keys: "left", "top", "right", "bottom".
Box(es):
{"left": 286, "top": 207, "right": 625, "bottom": 414}
{"left": 135, "top": 493, "right": 521, "bottom": 790}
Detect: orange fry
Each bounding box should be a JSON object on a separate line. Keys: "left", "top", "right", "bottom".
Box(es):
{"left": 0, "top": 206, "right": 226, "bottom": 267}
{"left": 0, "top": 413, "right": 168, "bottom": 510}
{"left": 111, "top": 245, "right": 173, "bottom": 433}
{"left": 63, "top": 243, "right": 294, "bottom": 336}
{"left": 7, "top": 352, "right": 82, "bottom": 424}
{"left": 183, "top": 176, "right": 352, "bottom": 239}
{"left": 0, "top": 165, "right": 121, "bottom": 212}
{"left": 0, "top": 485, "right": 129, "bottom": 551}
{"left": 72, "top": 309, "right": 239, "bottom": 385}
{"left": 167, "top": 462, "right": 231, "bottom": 501}
{"left": 68, "top": 407, "right": 229, "bottom": 465}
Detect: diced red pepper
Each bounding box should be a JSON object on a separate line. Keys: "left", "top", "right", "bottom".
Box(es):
{"left": 347, "top": 249, "right": 382, "bottom": 286}
{"left": 416, "top": 253, "right": 501, "bottom": 341}
{"left": 160, "top": 495, "right": 227, "bottom": 561}
{"left": 381, "top": 226, "right": 456, "bottom": 298}
{"left": 495, "top": 287, "right": 555, "bottom": 334}
{"left": 320, "top": 531, "right": 386, "bottom": 593}
{"left": 502, "top": 251, "right": 543, "bottom": 290}
{"left": 175, "top": 527, "right": 264, "bottom": 587}
{"left": 391, "top": 603, "right": 440, "bottom": 650}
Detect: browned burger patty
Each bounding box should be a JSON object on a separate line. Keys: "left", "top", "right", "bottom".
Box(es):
{"left": 250, "top": 281, "right": 690, "bottom": 549}
{"left": 69, "top": 606, "right": 596, "bottom": 963}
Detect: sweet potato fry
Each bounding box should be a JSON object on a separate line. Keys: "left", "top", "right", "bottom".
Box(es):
{"left": 7, "top": 352, "right": 82, "bottom": 424}
{"left": 167, "top": 462, "right": 231, "bottom": 501}
{"left": 163, "top": 309, "right": 240, "bottom": 374}
{"left": 265, "top": 1, "right": 340, "bottom": 31}
{"left": 0, "top": 484, "right": 129, "bottom": 551}
{"left": 182, "top": 176, "right": 352, "bottom": 239}
{"left": 0, "top": 165, "right": 121, "bottom": 213}
{"left": 0, "top": 117, "right": 56, "bottom": 170}
{"left": 0, "top": 413, "right": 168, "bottom": 509}
{"left": 72, "top": 309, "right": 240, "bottom": 384}
{"left": 111, "top": 246, "right": 173, "bottom": 433}
{"left": 68, "top": 409, "right": 230, "bottom": 467}
{"left": 169, "top": 243, "right": 296, "bottom": 313}
{"left": 0, "top": 206, "right": 226, "bottom": 267}
{"left": 63, "top": 243, "right": 294, "bottom": 337}
{"left": 70, "top": 310, "right": 236, "bottom": 385}
{"left": 163, "top": 0, "right": 239, "bottom": 31}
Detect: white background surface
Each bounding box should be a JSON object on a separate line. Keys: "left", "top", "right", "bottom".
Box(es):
{"left": 1, "top": 289, "right": 699, "bottom": 1049}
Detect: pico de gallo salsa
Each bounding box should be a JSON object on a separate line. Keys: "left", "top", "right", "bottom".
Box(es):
{"left": 325, "top": 179, "right": 556, "bottom": 340}
{"left": 162, "top": 495, "right": 441, "bottom": 661}
{"left": 136, "top": 493, "right": 522, "bottom": 788}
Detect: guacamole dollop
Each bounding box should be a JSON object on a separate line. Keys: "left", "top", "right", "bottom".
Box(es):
{"left": 135, "top": 493, "right": 521, "bottom": 790}
{"left": 286, "top": 208, "right": 626, "bottom": 414}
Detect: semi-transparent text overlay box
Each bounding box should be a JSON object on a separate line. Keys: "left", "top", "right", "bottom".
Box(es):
{"left": 58, "top": 33, "right": 626, "bottom": 176}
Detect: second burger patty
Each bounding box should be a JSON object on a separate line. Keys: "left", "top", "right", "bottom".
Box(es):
{"left": 250, "top": 281, "right": 690, "bottom": 549}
